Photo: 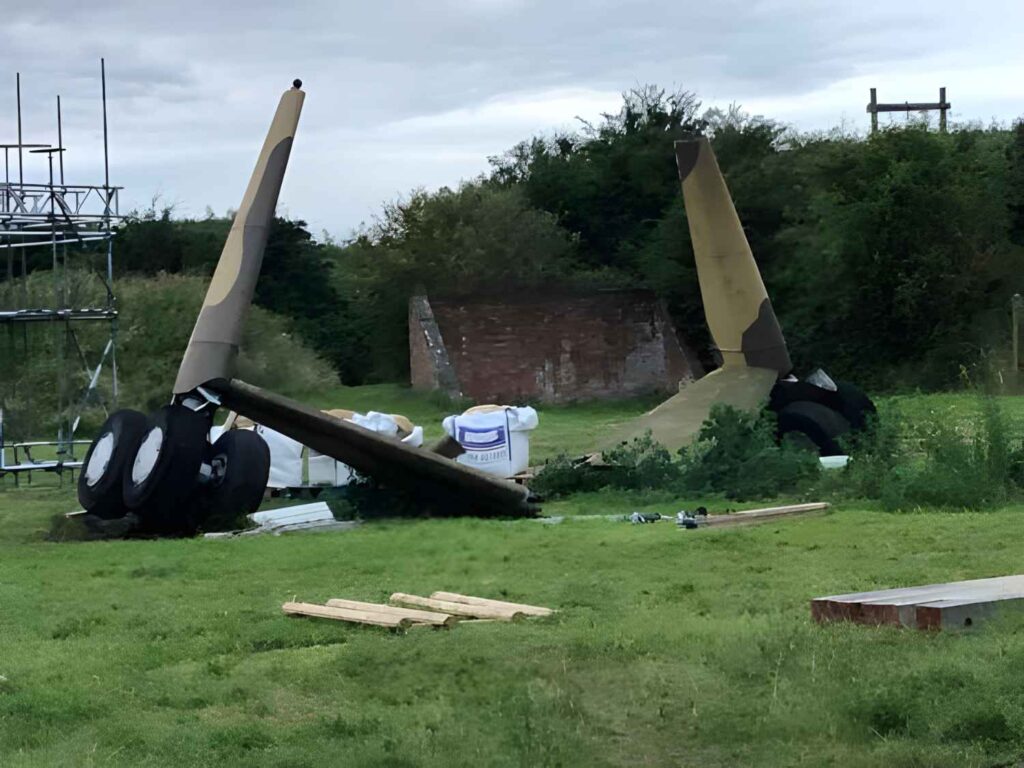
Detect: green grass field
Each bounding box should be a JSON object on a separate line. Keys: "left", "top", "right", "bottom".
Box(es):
{"left": 3, "top": 390, "right": 1024, "bottom": 767}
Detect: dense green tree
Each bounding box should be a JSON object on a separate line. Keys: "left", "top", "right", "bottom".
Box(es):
{"left": 331, "top": 183, "right": 581, "bottom": 381}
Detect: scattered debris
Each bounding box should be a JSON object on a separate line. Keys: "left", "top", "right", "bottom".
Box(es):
{"left": 283, "top": 592, "right": 555, "bottom": 630}
{"left": 203, "top": 501, "right": 359, "bottom": 538}
{"left": 676, "top": 507, "right": 709, "bottom": 529}
{"left": 819, "top": 455, "right": 850, "bottom": 470}
{"left": 629, "top": 511, "right": 665, "bottom": 524}
{"left": 813, "top": 574, "right": 1024, "bottom": 631}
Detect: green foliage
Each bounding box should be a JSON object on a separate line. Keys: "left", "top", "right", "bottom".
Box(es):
{"left": 9, "top": 88, "right": 1024, "bottom": 394}
{"left": 678, "top": 404, "right": 820, "bottom": 501}
{"left": 535, "top": 408, "right": 819, "bottom": 502}
{"left": 0, "top": 271, "right": 336, "bottom": 439}
{"left": 532, "top": 433, "right": 680, "bottom": 499}
{"left": 829, "top": 397, "right": 1022, "bottom": 511}
{"left": 332, "top": 183, "right": 582, "bottom": 381}
{"left": 776, "top": 125, "right": 1024, "bottom": 387}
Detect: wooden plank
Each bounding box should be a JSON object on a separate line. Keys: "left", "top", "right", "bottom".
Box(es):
{"left": 390, "top": 593, "right": 523, "bottom": 621}
{"left": 282, "top": 601, "right": 411, "bottom": 629}
{"left": 429, "top": 592, "right": 553, "bottom": 617}
{"left": 326, "top": 598, "right": 457, "bottom": 627}
{"left": 703, "top": 502, "right": 829, "bottom": 528}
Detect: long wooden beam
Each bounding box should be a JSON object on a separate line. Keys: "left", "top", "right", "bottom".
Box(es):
{"left": 390, "top": 593, "right": 524, "bottom": 621}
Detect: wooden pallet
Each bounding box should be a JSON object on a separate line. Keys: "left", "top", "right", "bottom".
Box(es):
{"left": 812, "top": 574, "right": 1024, "bottom": 631}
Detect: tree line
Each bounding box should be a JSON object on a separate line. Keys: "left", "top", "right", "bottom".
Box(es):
{"left": 10, "top": 85, "right": 1024, "bottom": 391}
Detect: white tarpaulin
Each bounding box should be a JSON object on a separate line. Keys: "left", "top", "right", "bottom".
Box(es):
{"left": 308, "top": 413, "right": 424, "bottom": 486}
{"left": 214, "top": 410, "right": 423, "bottom": 490}
{"left": 442, "top": 406, "right": 538, "bottom": 478}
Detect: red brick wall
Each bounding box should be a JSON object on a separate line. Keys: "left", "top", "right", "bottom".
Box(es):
{"left": 410, "top": 290, "right": 701, "bottom": 403}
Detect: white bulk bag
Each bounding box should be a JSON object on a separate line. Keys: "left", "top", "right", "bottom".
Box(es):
{"left": 442, "top": 406, "right": 538, "bottom": 478}
{"left": 254, "top": 425, "right": 304, "bottom": 488}
{"left": 308, "top": 414, "right": 424, "bottom": 487}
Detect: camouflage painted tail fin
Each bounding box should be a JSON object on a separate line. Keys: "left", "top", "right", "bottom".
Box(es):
{"left": 173, "top": 82, "right": 305, "bottom": 395}
{"left": 601, "top": 137, "right": 789, "bottom": 451}
{"left": 675, "top": 136, "right": 791, "bottom": 375}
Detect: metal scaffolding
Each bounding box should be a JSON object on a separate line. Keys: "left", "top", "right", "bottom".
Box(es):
{"left": 0, "top": 60, "right": 123, "bottom": 481}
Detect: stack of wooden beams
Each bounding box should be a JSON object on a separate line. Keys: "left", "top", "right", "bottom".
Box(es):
{"left": 283, "top": 591, "right": 554, "bottom": 630}
{"left": 812, "top": 575, "right": 1024, "bottom": 631}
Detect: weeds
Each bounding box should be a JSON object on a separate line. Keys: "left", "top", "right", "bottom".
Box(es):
{"left": 536, "top": 396, "right": 1024, "bottom": 511}
{"left": 534, "top": 406, "right": 820, "bottom": 501}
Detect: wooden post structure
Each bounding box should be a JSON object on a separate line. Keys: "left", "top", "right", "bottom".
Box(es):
{"left": 1013, "top": 294, "right": 1022, "bottom": 391}
{"left": 867, "top": 87, "right": 951, "bottom": 133}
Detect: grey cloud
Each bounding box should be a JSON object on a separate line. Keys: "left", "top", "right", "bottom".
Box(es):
{"left": 1, "top": 0, "right": 1022, "bottom": 235}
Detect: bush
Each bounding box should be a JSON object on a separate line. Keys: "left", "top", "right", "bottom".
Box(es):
{"left": 678, "top": 404, "right": 820, "bottom": 501}
{"left": 0, "top": 271, "right": 338, "bottom": 439}
{"left": 830, "top": 396, "right": 1021, "bottom": 511}
{"left": 532, "top": 433, "right": 682, "bottom": 499}
{"left": 533, "top": 407, "right": 820, "bottom": 501}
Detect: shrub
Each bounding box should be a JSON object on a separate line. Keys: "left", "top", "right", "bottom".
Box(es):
{"left": 0, "top": 270, "right": 338, "bottom": 439}
{"left": 532, "top": 433, "right": 682, "bottom": 499}
{"left": 832, "top": 396, "right": 1021, "bottom": 511}
{"left": 678, "top": 404, "right": 819, "bottom": 500}
{"left": 534, "top": 408, "right": 820, "bottom": 501}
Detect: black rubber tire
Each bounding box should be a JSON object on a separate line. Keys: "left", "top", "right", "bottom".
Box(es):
{"left": 199, "top": 429, "right": 271, "bottom": 532}
{"left": 123, "top": 404, "right": 210, "bottom": 534}
{"left": 777, "top": 400, "right": 851, "bottom": 457}
{"left": 769, "top": 380, "right": 840, "bottom": 414}
{"left": 77, "top": 409, "right": 149, "bottom": 519}
{"left": 833, "top": 381, "right": 876, "bottom": 430}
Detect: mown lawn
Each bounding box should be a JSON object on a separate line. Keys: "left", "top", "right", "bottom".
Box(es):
{"left": 3, "top": 389, "right": 1024, "bottom": 767}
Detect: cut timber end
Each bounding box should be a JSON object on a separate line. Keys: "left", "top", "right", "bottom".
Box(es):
{"left": 282, "top": 601, "right": 411, "bottom": 629}
{"left": 325, "top": 598, "right": 457, "bottom": 627}
{"left": 390, "top": 593, "right": 524, "bottom": 621}
{"left": 429, "top": 592, "right": 554, "bottom": 617}
{"left": 812, "top": 574, "right": 1024, "bottom": 631}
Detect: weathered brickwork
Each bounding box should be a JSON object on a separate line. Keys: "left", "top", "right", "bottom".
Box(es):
{"left": 409, "top": 290, "right": 702, "bottom": 403}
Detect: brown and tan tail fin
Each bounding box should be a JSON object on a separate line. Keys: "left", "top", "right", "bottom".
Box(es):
{"left": 675, "top": 137, "right": 791, "bottom": 375}
{"left": 173, "top": 81, "right": 305, "bottom": 395}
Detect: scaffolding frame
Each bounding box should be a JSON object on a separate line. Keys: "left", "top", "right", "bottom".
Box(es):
{"left": 0, "top": 60, "right": 123, "bottom": 481}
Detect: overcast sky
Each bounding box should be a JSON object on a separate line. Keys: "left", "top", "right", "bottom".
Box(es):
{"left": 2, "top": 0, "right": 1023, "bottom": 239}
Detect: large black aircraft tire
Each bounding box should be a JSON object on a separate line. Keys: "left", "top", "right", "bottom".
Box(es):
{"left": 199, "top": 429, "right": 271, "bottom": 532}
{"left": 77, "top": 409, "right": 149, "bottom": 519}
{"left": 833, "top": 381, "right": 876, "bottom": 430}
{"left": 123, "top": 404, "right": 209, "bottom": 534}
{"left": 777, "top": 401, "right": 851, "bottom": 457}
{"left": 769, "top": 380, "right": 840, "bottom": 413}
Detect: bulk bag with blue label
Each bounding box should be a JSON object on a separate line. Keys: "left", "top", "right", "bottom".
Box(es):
{"left": 442, "top": 405, "right": 539, "bottom": 478}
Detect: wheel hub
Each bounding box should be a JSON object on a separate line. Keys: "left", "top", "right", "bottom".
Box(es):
{"left": 84, "top": 432, "right": 115, "bottom": 487}
{"left": 131, "top": 426, "right": 164, "bottom": 486}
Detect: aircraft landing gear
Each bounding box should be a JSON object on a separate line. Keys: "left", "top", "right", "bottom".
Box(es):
{"left": 77, "top": 409, "right": 149, "bottom": 519}
{"left": 769, "top": 374, "right": 876, "bottom": 455}
{"left": 77, "top": 397, "right": 270, "bottom": 536}
{"left": 200, "top": 428, "right": 271, "bottom": 532}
